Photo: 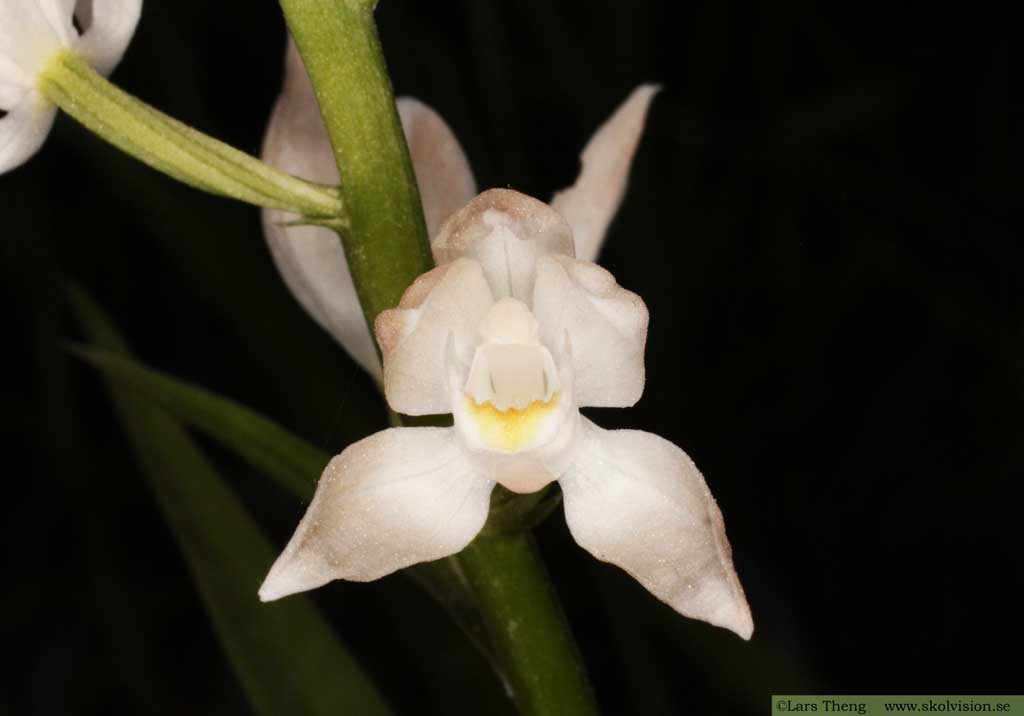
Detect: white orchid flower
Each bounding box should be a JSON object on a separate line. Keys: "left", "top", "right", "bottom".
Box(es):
{"left": 0, "top": 0, "right": 142, "bottom": 173}
{"left": 260, "top": 189, "right": 753, "bottom": 639}
{"left": 259, "top": 45, "right": 753, "bottom": 638}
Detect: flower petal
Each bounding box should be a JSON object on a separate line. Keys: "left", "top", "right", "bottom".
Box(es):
{"left": 259, "top": 427, "right": 495, "bottom": 601}
{"left": 533, "top": 255, "right": 648, "bottom": 408}
{"left": 0, "top": 90, "right": 57, "bottom": 174}
{"left": 433, "top": 189, "right": 575, "bottom": 300}
{"left": 260, "top": 46, "right": 480, "bottom": 379}
{"left": 0, "top": 53, "right": 31, "bottom": 89}
{"left": 0, "top": 0, "right": 66, "bottom": 75}
{"left": 0, "top": 79, "right": 25, "bottom": 107}
{"left": 560, "top": 419, "right": 753, "bottom": 639}
{"left": 73, "top": 0, "right": 142, "bottom": 77}
{"left": 260, "top": 40, "right": 381, "bottom": 378}
{"left": 36, "top": 0, "right": 76, "bottom": 48}
{"left": 551, "top": 85, "right": 659, "bottom": 263}
{"left": 397, "top": 97, "right": 476, "bottom": 238}
{"left": 376, "top": 258, "right": 494, "bottom": 415}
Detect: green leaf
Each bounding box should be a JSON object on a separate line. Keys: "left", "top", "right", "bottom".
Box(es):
{"left": 70, "top": 321, "right": 598, "bottom": 712}
{"left": 69, "top": 329, "right": 500, "bottom": 670}
{"left": 71, "top": 319, "right": 499, "bottom": 659}
{"left": 69, "top": 346, "right": 327, "bottom": 501}
{"left": 67, "top": 286, "right": 393, "bottom": 716}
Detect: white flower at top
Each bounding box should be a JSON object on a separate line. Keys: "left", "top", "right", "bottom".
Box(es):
{"left": 0, "top": 0, "right": 142, "bottom": 173}
{"left": 259, "top": 43, "right": 753, "bottom": 639}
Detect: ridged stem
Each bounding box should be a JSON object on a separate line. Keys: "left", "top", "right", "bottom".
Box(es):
{"left": 278, "top": 3, "right": 598, "bottom": 713}
{"left": 39, "top": 52, "right": 344, "bottom": 223}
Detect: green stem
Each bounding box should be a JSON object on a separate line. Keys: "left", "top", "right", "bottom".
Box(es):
{"left": 279, "top": 3, "right": 597, "bottom": 713}
{"left": 457, "top": 533, "right": 599, "bottom": 716}
{"left": 277, "top": 0, "right": 431, "bottom": 329}
{"left": 38, "top": 52, "right": 344, "bottom": 221}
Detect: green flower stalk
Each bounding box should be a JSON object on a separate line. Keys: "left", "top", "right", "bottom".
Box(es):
{"left": 39, "top": 53, "right": 344, "bottom": 219}
{"left": 276, "top": 0, "right": 433, "bottom": 335}
{"left": 1, "top": 0, "right": 343, "bottom": 221}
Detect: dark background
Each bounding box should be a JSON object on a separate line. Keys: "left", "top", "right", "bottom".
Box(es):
{"left": 2, "top": 1, "right": 1019, "bottom": 714}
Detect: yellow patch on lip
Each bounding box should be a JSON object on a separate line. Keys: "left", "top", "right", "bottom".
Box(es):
{"left": 464, "top": 393, "right": 560, "bottom": 451}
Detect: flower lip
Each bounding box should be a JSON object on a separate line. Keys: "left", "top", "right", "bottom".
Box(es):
{"left": 452, "top": 325, "right": 578, "bottom": 472}
{"left": 462, "top": 392, "right": 562, "bottom": 453}
{"left": 458, "top": 297, "right": 567, "bottom": 457}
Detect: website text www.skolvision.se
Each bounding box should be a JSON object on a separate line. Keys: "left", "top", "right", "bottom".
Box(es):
{"left": 772, "top": 696, "right": 1023, "bottom": 715}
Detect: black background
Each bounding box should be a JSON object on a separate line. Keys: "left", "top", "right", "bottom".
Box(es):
{"left": 2, "top": 1, "right": 1019, "bottom": 714}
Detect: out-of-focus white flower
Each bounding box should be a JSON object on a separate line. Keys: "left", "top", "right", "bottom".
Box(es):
{"left": 0, "top": 0, "right": 142, "bottom": 173}
{"left": 261, "top": 40, "right": 657, "bottom": 380}
{"left": 260, "top": 186, "right": 754, "bottom": 639}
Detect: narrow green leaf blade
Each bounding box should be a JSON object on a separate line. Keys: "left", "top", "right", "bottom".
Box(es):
{"left": 68, "top": 286, "right": 393, "bottom": 716}
{"left": 70, "top": 345, "right": 326, "bottom": 500}
{"left": 71, "top": 336, "right": 503, "bottom": 674}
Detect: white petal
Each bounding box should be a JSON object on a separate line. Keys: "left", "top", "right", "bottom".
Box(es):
{"left": 73, "top": 0, "right": 142, "bottom": 77}
{"left": 0, "top": 80, "right": 26, "bottom": 107}
{"left": 259, "top": 427, "right": 495, "bottom": 601}
{"left": 560, "top": 419, "right": 753, "bottom": 639}
{"left": 260, "top": 39, "right": 381, "bottom": 378}
{"left": 533, "top": 255, "right": 648, "bottom": 408}
{"left": 261, "top": 47, "right": 481, "bottom": 380}
{"left": 37, "top": 0, "right": 77, "bottom": 48}
{"left": 0, "top": 90, "right": 56, "bottom": 174}
{"left": 0, "top": 0, "right": 66, "bottom": 75}
{"left": 551, "top": 85, "right": 659, "bottom": 263}
{"left": 376, "top": 258, "right": 494, "bottom": 415}
{"left": 432, "top": 189, "right": 575, "bottom": 301}
{"left": 265, "top": 219, "right": 383, "bottom": 379}
{"left": 0, "top": 53, "right": 32, "bottom": 89}
{"left": 397, "top": 97, "right": 476, "bottom": 239}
